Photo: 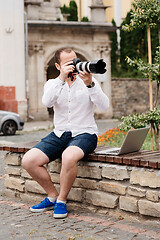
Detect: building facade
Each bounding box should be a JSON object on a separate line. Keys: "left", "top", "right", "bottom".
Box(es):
{"left": 0, "top": 0, "right": 116, "bottom": 121}
{"left": 60, "top": 0, "right": 133, "bottom": 24}
{"left": 0, "top": 0, "right": 26, "bottom": 118}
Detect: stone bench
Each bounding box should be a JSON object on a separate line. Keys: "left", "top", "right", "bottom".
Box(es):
{"left": 1, "top": 142, "right": 160, "bottom": 218}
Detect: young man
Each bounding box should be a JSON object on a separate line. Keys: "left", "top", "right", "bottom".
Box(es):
{"left": 22, "top": 47, "right": 109, "bottom": 219}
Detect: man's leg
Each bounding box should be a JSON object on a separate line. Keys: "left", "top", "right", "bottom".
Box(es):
{"left": 53, "top": 146, "right": 84, "bottom": 218}
{"left": 58, "top": 145, "right": 84, "bottom": 201}
{"left": 22, "top": 148, "right": 58, "bottom": 198}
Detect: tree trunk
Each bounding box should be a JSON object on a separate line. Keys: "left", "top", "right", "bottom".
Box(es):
{"left": 154, "top": 127, "right": 159, "bottom": 151}
{"left": 147, "top": 24, "right": 153, "bottom": 150}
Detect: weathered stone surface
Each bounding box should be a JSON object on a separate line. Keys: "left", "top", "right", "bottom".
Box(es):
{"left": 119, "top": 196, "right": 138, "bottom": 213}
{"left": 25, "top": 180, "right": 46, "bottom": 194}
{"left": 48, "top": 160, "right": 61, "bottom": 173}
{"left": 50, "top": 173, "right": 60, "bottom": 184}
{"left": 98, "top": 181, "right": 127, "bottom": 195}
{"left": 85, "top": 190, "right": 118, "bottom": 208}
{"left": 5, "top": 166, "right": 21, "bottom": 176}
{"left": 5, "top": 177, "right": 25, "bottom": 192}
{"left": 21, "top": 169, "right": 32, "bottom": 179}
{"left": 77, "top": 163, "right": 102, "bottom": 179}
{"left": 127, "top": 186, "right": 146, "bottom": 198}
{"left": 20, "top": 193, "right": 46, "bottom": 203}
{"left": 5, "top": 153, "right": 21, "bottom": 166}
{"left": 73, "top": 178, "right": 98, "bottom": 190}
{"left": 68, "top": 188, "right": 83, "bottom": 202}
{"left": 4, "top": 188, "right": 17, "bottom": 198}
{"left": 138, "top": 200, "right": 160, "bottom": 217}
{"left": 146, "top": 190, "right": 159, "bottom": 202}
{"left": 102, "top": 164, "right": 129, "bottom": 180}
{"left": 130, "top": 169, "right": 160, "bottom": 188}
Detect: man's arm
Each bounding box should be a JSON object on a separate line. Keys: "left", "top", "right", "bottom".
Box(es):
{"left": 42, "top": 78, "right": 65, "bottom": 108}
{"left": 79, "top": 71, "right": 110, "bottom": 111}
{"left": 42, "top": 60, "right": 75, "bottom": 108}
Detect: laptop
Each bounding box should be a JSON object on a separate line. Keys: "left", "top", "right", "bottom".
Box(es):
{"left": 95, "top": 127, "right": 150, "bottom": 155}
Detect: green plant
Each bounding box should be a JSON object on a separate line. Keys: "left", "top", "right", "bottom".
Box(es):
{"left": 81, "top": 16, "right": 89, "bottom": 22}
{"left": 68, "top": 0, "right": 78, "bottom": 21}
{"left": 121, "top": 0, "right": 160, "bottom": 149}
{"left": 120, "top": 109, "right": 160, "bottom": 150}
{"left": 61, "top": 1, "right": 78, "bottom": 21}
{"left": 110, "top": 19, "right": 118, "bottom": 75}
{"left": 119, "top": 0, "right": 159, "bottom": 78}
{"left": 126, "top": 47, "right": 160, "bottom": 108}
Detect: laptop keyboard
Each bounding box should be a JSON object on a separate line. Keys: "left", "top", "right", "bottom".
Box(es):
{"left": 109, "top": 150, "right": 119, "bottom": 153}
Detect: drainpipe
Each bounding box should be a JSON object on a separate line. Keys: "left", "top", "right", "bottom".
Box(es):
{"left": 24, "top": 11, "right": 30, "bottom": 121}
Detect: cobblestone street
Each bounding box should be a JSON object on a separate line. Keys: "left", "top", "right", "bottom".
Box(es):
{"left": 1, "top": 193, "right": 160, "bottom": 240}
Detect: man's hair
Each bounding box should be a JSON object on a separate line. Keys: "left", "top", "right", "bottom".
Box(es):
{"left": 54, "top": 47, "right": 73, "bottom": 65}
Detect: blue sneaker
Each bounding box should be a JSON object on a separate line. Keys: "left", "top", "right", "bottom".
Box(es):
{"left": 54, "top": 202, "right": 67, "bottom": 218}
{"left": 30, "top": 197, "right": 56, "bottom": 212}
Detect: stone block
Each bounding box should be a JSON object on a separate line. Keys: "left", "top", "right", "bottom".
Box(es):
{"left": 130, "top": 169, "right": 160, "bottom": 188}
{"left": 127, "top": 186, "right": 146, "bottom": 198}
{"left": 73, "top": 178, "right": 98, "bottom": 190}
{"left": 5, "top": 166, "right": 21, "bottom": 176}
{"left": 146, "top": 190, "right": 159, "bottom": 202}
{"left": 77, "top": 162, "right": 102, "bottom": 179}
{"left": 138, "top": 200, "right": 160, "bottom": 217}
{"left": 98, "top": 181, "right": 127, "bottom": 195}
{"left": 68, "top": 188, "right": 83, "bottom": 202}
{"left": 25, "top": 180, "right": 46, "bottom": 194}
{"left": 50, "top": 173, "right": 60, "bottom": 184}
{"left": 4, "top": 188, "right": 17, "bottom": 198}
{"left": 20, "top": 193, "right": 46, "bottom": 203}
{"left": 5, "top": 153, "right": 21, "bottom": 166}
{"left": 102, "top": 164, "right": 129, "bottom": 180}
{"left": 5, "top": 176, "right": 25, "bottom": 192}
{"left": 48, "top": 160, "right": 61, "bottom": 173}
{"left": 21, "top": 169, "right": 32, "bottom": 179}
{"left": 119, "top": 196, "right": 138, "bottom": 213}
{"left": 85, "top": 190, "right": 118, "bottom": 208}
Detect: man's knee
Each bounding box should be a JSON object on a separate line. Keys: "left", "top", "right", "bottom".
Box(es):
{"left": 22, "top": 148, "right": 49, "bottom": 170}
{"left": 22, "top": 150, "right": 34, "bottom": 170}
{"left": 61, "top": 147, "right": 83, "bottom": 169}
{"left": 61, "top": 152, "right": 75, "bottom": 168}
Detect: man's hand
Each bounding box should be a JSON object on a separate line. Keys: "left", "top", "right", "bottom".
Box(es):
{"left": 78, "top": 70, "right": 92, "bottom": 86}
{"left": 59, "top": 61, "right": 75, "bottom": 82}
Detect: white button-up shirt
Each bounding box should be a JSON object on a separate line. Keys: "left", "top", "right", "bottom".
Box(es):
{"left": 42, "top": 75, "right": 109, "bottom": 137}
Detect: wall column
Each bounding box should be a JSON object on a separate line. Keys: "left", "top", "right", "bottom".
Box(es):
{"left": 0, "top": 0, "right": 26, "bottom": 118}
{"left": 28, "top": 43, "right": 48, "bottom": 120}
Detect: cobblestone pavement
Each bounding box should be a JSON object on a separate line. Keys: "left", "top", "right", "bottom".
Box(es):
{"left": 1, "top": 121, "right": 160, "bottom": 239}
{"left": 1, "top": 193, "right": 160, "bottom": 240}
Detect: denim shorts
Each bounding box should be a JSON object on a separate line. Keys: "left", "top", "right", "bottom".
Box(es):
{"left": 33, "top": 131, "right": 97, "bottom": 162}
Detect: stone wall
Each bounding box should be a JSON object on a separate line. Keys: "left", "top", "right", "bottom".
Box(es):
{"left": 111, "top": 78, "right": 159, "bottom": 118}
{"left": 4, "top": 152, "right": 160, "bottom": 218}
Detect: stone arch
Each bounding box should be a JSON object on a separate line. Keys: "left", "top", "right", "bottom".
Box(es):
{"left": 44, "top": 46, "right": 91, "bottom": 118}
{"left": 44, "top": 46, "right": 92, "bottom": 81}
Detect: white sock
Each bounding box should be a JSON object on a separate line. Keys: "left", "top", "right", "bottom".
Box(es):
{"left": 57, "top": 199, "right": 66, "bottom": 204}
{"left": 47, "top": 196, "right": 57, "bottom": 202}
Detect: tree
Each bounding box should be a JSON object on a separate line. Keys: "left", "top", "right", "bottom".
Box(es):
{"left": 120, "top": 109, "right": 160, "bottom": 150}
{"left": 122, "top": 0, "right": 160, "bottom": 150}
{"left": 120, "top": 11, "right": 148, "bottom": 77}
{"left": 122, "top": 0, "right": 160, "bottom": 110}
{"left": 61, "top": 1, "right": 78, "bottom": 21}
{"left": 68, "top": 0, "right": 78, "bottom": 21}
{"left": 110, "top": 19, "right": 118, "bottom": 75}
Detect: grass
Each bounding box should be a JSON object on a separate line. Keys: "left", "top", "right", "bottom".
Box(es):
{"left": 97, "top": 127, "right": 157, "bottom": 151}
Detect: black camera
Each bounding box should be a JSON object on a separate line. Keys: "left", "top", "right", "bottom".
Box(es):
{"left": 72, "top": 58, "right": 107, "bottom": 74}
